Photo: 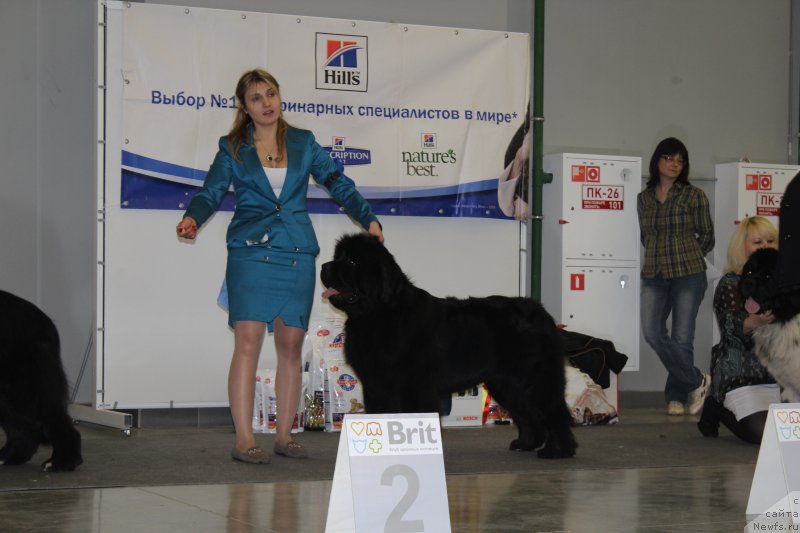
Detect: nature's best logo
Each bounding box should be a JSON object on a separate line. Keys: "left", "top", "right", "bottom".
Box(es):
{"left": 316, "top": 33, "right": 368, "bottom": 92}
{"left": 402, "top": 133, "right": 457, "bottom": 177}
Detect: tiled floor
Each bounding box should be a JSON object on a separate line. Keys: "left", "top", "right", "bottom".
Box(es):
{"left": 0, "top": 462, "right": 757, "bottom": 532}
{"left": 0, "top": 408, "right": 773, "bottom": 532}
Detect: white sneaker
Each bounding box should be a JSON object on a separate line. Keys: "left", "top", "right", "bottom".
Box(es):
{"left": 687, "top": 373, "right": 711, "bottom": 415}
{"left": 667, "top": 401, "right": 685, "bottom": 416}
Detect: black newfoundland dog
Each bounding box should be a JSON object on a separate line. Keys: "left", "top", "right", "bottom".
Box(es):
{"left": 320, "top": 233, "right": 577, "bottom": 458}
{"left": 740, "top": 248, "right": 800, "bottom": 402}
{"left": 0, "top": 290, "right": 83, "bottom": 471}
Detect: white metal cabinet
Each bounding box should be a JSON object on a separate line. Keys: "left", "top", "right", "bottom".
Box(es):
{"left": 714, "top": 162, "right": 799, "bottom": 271}
{"left": 559, "top": 265, "right": 640, "bottom": 358}
{"left": 542, "top": 154, "right": 642, "bottom": 385}
{"left": 546, "top": 155, "right": 641, "bottom": 263}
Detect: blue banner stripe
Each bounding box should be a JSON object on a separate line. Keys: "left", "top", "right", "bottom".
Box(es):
{"left": 121, "top": 170, "right": 511, "bottom": 219}
{"left": 122, "top": 151, "right": 500, "bottom": 200}
{"left": 122, "top": 151, "right": 208, "bottom": 181}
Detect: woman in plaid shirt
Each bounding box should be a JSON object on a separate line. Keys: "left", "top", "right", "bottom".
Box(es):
{"left": 637, "top": 137, "right": 714, "bottom": 416}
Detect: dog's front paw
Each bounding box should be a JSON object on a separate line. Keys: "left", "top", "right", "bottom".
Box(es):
{"left": 508, "top": 438, "right": 537, "bottom": 451}
{"left": 41, "top": 456, "right": 83, "bottom": 472}
{"left": 536, "top": 440, "right": 577, "bottom": 459}
{"left": 537, "top": 447, "right": 574, "bottom": 459}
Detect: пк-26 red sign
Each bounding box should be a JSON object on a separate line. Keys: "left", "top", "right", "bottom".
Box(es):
{"left": 581, "top": 184, "right": 624, "bottom": 210}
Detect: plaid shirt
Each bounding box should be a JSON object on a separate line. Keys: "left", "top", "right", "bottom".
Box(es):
{"left": 637, "top": 182, "right": 714, "bottom": 279}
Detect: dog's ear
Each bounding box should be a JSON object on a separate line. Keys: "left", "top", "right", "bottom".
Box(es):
{"left": 377, "top": 247, "right": 409, "bottom": 304}
{"left": 742, "top": 248, "right": 778, "bottom": 279}
{"left": 757, "top": 248, "right": 779, "bottom": 270}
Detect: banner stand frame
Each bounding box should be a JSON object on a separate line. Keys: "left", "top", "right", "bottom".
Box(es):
{"left": 69, "top": 404, "right": 133, "bottom": 435}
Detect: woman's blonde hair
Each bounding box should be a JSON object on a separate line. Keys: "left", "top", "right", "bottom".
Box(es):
{"left": 227, "top": 68, "right": 289, "bottom": 161}
{"left": 725, "top": 216, "right": 778, "bottom": 274}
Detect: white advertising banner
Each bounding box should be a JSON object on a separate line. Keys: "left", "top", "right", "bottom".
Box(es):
{"left": 100, "top": 2, "right": 528, "bottom": 407}
{"left": 117, "top": 3, "right": 529, "bottom": 218}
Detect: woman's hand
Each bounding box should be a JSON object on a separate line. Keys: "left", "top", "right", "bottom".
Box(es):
{"left": 176, "top": 217, "right": 198, "bottom": 240}
{"left": 368, "top": 221, "right": 384, "bottom": 243}
{"left": 744, "top": 310, "right": 775, "bottom": 333}
{"left": 513, "top": 197, "right": 529, "bottom": 221}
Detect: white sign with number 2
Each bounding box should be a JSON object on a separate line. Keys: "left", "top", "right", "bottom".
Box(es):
{"left": 325, "top": 413, "right": 451, "bottom": 533}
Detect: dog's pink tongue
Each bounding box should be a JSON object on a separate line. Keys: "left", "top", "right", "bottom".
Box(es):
{"left": 744, "top": 297, "right": 761, "bottom": 314}
{"left": 321, "top": 288, "right": 340, "bottom": 299}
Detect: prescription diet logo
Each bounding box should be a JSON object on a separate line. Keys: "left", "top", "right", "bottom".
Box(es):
{"left": 323, "top": 137, "right": 372, "bottom": 166}
{"left": 316, "top": 33, "right": 368, "bottom": 92}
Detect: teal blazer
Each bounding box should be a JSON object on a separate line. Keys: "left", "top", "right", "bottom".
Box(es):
{"left": 184, "top": 126, "right": 378, "bottom": 255}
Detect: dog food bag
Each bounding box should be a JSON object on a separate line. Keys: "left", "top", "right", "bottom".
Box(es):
{"left": 323, "top": 357, "right": 365, "bottom": 432}
{"left": 307, "top": 314, "right": 349, "bottom": 430}
{"left": 251, "top": 369, "right": 273, "bottom": 433}
{"left": 485, "top": 392, "right": 513, "bottom": 425}
{"left": 564, "top": 365, "right": 618, "bottom": 426}
{"left": 252, "top": 369, "right": 307, "bottom": 434}
{"left": 307, "top": 315, "right": 347, "bottom": 399}
{"left": 440, "top": 387, "right": 486, "bottom": 427}
{"left": 252, "top": 373, "right": 266, "bottom": 431}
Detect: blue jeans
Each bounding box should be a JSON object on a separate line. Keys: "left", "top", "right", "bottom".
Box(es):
{"left": 641, "top": 272, "right": 707, "bottom": 403}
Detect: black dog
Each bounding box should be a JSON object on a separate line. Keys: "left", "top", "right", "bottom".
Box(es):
{"left": 741, "top": 248, "right": 800, "bottom": 323}
{"left": 0, "top": 290, "right": 83, "bottom": 471}
{"left": 320, "top": 233, "right": 577, "bottom": 458}
{"left": 740, "top": 248, "right": 800, "bottom": 401}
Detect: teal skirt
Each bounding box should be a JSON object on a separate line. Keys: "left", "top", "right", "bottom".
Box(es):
{"left": 224, "top": 247, "right": 316, "bottom": 332}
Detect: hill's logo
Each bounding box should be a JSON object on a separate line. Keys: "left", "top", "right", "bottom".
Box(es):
{"left": 324, "top": 136, "right": 372, "bottom": 166}
{"left": 316, "top": 33, "right": 368, "bottom": 92}
{"left": 422, "top": 133, "right": 437, "bottom": 149}
{"left": 329, "top": 332, "right": 345, "bottom": 349}
{"left": 337, "top": 373, "right": 358, "bottom": 391}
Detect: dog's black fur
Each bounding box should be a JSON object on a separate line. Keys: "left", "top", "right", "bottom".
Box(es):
{"left": 0, "top": 290, "right": 83, "bottom": 471}
{"left": 740, "top": 248, "right": 800, "bottom": 323}
{"left": 320, "top": 233, "right": 577, "bottom": 458}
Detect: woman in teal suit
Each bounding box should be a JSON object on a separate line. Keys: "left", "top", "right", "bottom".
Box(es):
{"left": 176, "top": 69, "right": 383, "bottom": 464}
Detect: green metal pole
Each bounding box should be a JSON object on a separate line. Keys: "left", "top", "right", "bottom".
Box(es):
{"left": 529, "top": 0, "right": 552, "bottom": 301}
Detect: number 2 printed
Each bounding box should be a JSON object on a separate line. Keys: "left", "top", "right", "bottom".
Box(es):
{"left": 381, "top": 464, "right": 424, "bottom": 532}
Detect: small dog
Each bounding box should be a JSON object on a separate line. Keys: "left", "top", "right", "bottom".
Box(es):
{"left": 740, "top": 248, "right": 800, "bottom": 402}
{"left": 0, "top": 290, "right": 83, "bottom": 471}
{"left": 321, "top": 233, "right": 577, "bottom": 458}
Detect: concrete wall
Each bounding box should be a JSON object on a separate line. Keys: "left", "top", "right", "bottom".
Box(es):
{"left": 1, "top": 0, "right": 97, "bottom": 401}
